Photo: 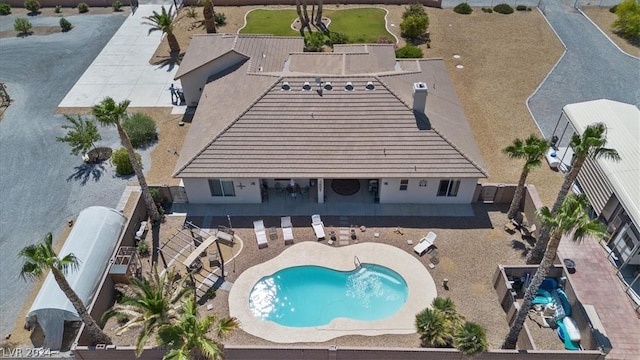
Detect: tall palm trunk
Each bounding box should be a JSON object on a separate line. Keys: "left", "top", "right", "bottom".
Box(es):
{"left": 507, "top": 167, "right": 530, "bottom": 219}
{"left": 527, "top": 156, "right": 586, "bottom": 264}
{"left": 116, "top": 124, "right": 161, "bottom": 223}
{"left": 51, "top": 268, "right": 112, "bottom": 345}
{"left": 302, "top": 0, "right": 312, "bottom": 34}
{"left": 167, "top": 33, "right": 180, "bottom": 53}
{"left": 503, "top": 231, "right": 561, "bottom": 349}
{"left": 203, "top": 1, "right": 216, "bottom": 34}
{"left": 315, "top": 0, "right": 324, "bottom": 30}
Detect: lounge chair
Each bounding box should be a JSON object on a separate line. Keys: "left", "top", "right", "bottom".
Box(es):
{"left": 414, "top": 231, "right": 437, "bottom": 256}
{"left": 311, "top": 214, "right": 325, "bottom": 241}
{"left": 253, "top": 220, "right": 268, "bottom": 249}
{"left": 281, "top": 216, "right": 294, "bottom": 245}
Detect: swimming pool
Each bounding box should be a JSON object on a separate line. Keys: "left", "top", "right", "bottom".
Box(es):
{"left": 249, "top": 264, "right": 408, "bottom": 327}
{"left": 229, "top": 242, "right": 437, "bottom": 343}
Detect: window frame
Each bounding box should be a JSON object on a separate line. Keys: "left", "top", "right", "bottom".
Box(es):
{"left": 208, "top": 179, "right": 236, "bottom": 197}
{"left": 437, "top": 179, "right": 461, "bottom": 197}
{"left": 399, "top": 179, "right": 409, "bottom": 191}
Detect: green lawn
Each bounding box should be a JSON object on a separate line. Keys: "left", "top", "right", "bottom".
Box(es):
{"left": 240, "top": 8, "right": 394, "bottom": 44}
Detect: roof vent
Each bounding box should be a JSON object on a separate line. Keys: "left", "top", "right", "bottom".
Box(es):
{"left": 281, "top": 82, "right": 291, "bottom": 91}
{"left": 302, "top": 82, "right": 312, "bottom": 91}
{"left": 324, "top": 82, "right": 333, "bottom": 91}
{"left": 365, "top": 81, "right": 375, "bottom": 91}
{"left": 345, "top": 82, "right": 354, "bottom": 91}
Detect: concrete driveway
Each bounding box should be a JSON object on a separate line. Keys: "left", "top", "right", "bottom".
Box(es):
{"left": 0, "top": 13, "right": 135, "bottom": 338}
{"left": 528, "top": 0, "right": 640, "bottom": 140}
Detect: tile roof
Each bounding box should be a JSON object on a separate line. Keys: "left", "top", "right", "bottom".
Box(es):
{"left": 288, "top": 44, "right": 397, "bottom": 75}
{"left": 174, "top": 34, "right": 303, "bottom": 79}
{"left": 173, "top": 41, "right": 487, "bottom": 179}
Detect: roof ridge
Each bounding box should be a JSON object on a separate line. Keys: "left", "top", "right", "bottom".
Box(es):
{"left": 173, "top": 76, "right": 283, "bottom": 177}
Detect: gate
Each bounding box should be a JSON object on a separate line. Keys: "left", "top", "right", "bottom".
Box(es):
{"left": 479, "top": 185, "right": 498, "bottom": 203}
{"left": 169, "top": 186, "right": 188, "bottom": 203}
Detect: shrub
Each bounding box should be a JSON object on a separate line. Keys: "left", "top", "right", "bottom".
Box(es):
{"left": 482, "top": 7, "right": 493, "bottom": 13}
{"left": 400, "top": 13, "right": 429, "bottom": 40}
{"left": 136, "top": 240, "right": 149, "bottom": 256}
{"left": 612, "top": 0, "right": 640, "bottom": 41}
{"left": 403, "top": 3, "right": 426, "bottom": 19}
{"left": 493, "top": 4, "right": 514, "bottom": 14}
{"left": 112, "top": 0, "right": 122, "bottom": 12}
{"left": 305, "top": 31, "right": 326, "bottom": 52}
{"left": 116, "top": 313, "right": 129, "bottom": 325}
{"left": 214, "top": 12, "right": 226, "bottom": 26}
{"left": 454, "top": 3, "right": 473, "bottom": 15}
{"left": 395, "top": 44, "right": 423, "bottom": 58}
{"left": 24, "top": 0, "right": 40, "bottom": 13}
{"left": 77, "top": 2, "right": 89, "bottom": 13}
{"left": 54, "top": 5, "right": 61, "bottom": 13}
{"left": 123, "top": 113, "right": 157, "bottom": 148}
{"left": 516, "top": 5, "right": 527, "bottom": 11}
{"left": 185, "top": 6, "right": 198, "bottom": 18}
{"left": 14, "top": 18, "right": 32, "bottom": 34}
{"left": 59, "top": 17, "right": 72, "bottom": 32}
{"left": 328, "top": 31, "right": 349, "bottom": 46}
{"left": 609, "top": 5, "right": 618, "bottom": 13}
{"left": 0, "top": 3, "right": 11, "bottom": 15}
{"left": 111, "top": 147, "right": 142, "bottom": 175}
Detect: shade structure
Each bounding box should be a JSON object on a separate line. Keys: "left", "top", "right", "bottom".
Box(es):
{"left": 25, "top": 206, "right": 126, "bottom": 350}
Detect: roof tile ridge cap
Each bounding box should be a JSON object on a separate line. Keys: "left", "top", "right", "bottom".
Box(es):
{"left": 430, "top": 126, "right": 489, "bottom": 177}
{"left": 173, "top": 77, "right": 283, "bottom": 177}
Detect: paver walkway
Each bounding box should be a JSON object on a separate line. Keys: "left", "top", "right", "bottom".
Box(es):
{"left": 528, "top": 0, "right": 640, "bottom": 141}
{"left": 59, "top": 2, "right": 182, "bottom": 109}
{"left": 558, "top": 237, "right": 640, "bottom": 360}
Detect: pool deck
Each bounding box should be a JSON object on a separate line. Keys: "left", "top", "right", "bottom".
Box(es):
{"left": 228, "top": 242, "right": 437, "bottom": 343}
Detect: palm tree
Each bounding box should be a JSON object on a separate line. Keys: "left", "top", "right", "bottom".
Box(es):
{"left": 19, "top": 233, "right": 112, "bottom": 345}
{"left": 102, "top": 267, "right": 192, "bottom": 357}
{"left": 502, "top": 135, "right": 549, "bottom": 220}
{"left": 143, "top": 6, "right": 180, "bottom": 53}
{"left": 453, "top": 321, "right": 489, "bottom": 356}
{"left": 503, "top": 194, "right": 608, "bottom": 349}
{"left": 56, "top": 114, "right": 102, "bottom": 157}
{"left": 200, "top": 0, "right": 217, "bottom": 34}
{"left": 431, "top": 296, "right": 464, "bottom": 338}
{"left": 156, "top": 299, "right": 239, "bottom": 360}
{"left": 92, "top": 97, "right": 161, "bottom": 224}
{"left": 415, "top": 307, "right": 449, "bottom": 348}
{"left": 527, "top": 122, "right": 619, "bottom": 264}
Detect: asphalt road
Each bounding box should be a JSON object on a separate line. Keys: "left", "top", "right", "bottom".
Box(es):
{"left": 0, "top": 13, "right": 131, "bottom": 338}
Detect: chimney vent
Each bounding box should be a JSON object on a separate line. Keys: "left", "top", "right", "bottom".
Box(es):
{"left": 365, "top": 81, "right": 375, "bottom": 91}
{"left": 412, "top": 82, "right": 428, "bottom": 114}
{"left": 302, "top": 82, "right": 312, "bottom": 91}
{"left": 324, "top": 82, "right": 333, "bottom": 91}
{"left": 281, "top": 82, "right": 291, "bottom": 91}
{"left": 345, "top": 82, "right": 354, "bottom": 91}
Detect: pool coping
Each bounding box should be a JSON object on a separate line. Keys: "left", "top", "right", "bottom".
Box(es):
{"left": 228, "top": 242, "right": 437, "bottom": 343}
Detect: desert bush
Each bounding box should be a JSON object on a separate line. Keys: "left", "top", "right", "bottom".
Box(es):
{"left": 123, "top": 113, "right": 157, "bottom": 148}
{"left": 516, "top": 5, "right": 527, "bottom": 11}
{"left": 395, "top": 44, "right": 423, "bottom": 58}
{"left": 59, "top": 17, "right": 72, "bottom": 32}
{"left": 610, "top": 5, "right": 618, "bottom": 13}
{"left": 401, "top": 13, "right": 429, "bottom": 40}
{"left": 136, "top": 240, "right": 149, "bottom": 256}
{"left": 612, "top": 0, "right": 640, "bottom": 41}
{"left": 185, "top": 6, "right": 198, "bottom": 18}
{"left": 14, "top": 18, "right": 32, "bottom": 34}
{"left": 111, "top": 147, "right": 142, "bottom": 176}
{"left": 305, "top": 31, "right": 326, "bottom": 52}
{"left": 328, "top": 31, "right": 349, "bottom": 46}
{"left": 112, "top": 0, "right": 122, "bottom": 12}
{"left": 55, "top": 5, "right": 61, "bottom": 13}
{"left": 493, "top": 4, "right": 514, "bottom": 14}
{"left": 116, "top": 313, "right": 129, "bottom": 325}
{"left": 77, "top": 2, "right": 89, "bottom": 13}
{"left": 214, "top": 12, "right": 226, "bottom": 26}
{"left": 0, "top": 3, "right": 11, "bottom": 15}
{"left": 454, "top": 3, "right": 473, "bottom": 15}
{"left": 403, "top": 3, "right": 426, "bottom": 19}
{"left": 482, "top": 7, "right": 493, "bottom": 13}
{"left": 24, "top": 0, "right": 40, "bottom": 13}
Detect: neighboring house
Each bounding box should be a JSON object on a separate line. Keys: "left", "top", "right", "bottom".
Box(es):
{"left": 173, "top": 34, "right": 487, "bottom": 205}
{"left": 552, "top": 99, "right": 640, "bottom": 307}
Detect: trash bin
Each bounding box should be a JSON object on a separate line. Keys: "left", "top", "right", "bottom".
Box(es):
{"left": 563, "top": 258, "right": 576, "bottom": 274}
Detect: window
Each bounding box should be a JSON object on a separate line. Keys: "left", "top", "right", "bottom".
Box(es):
{"left": 399, "top": 179, "right": 408, "bottom": 191}
{"left": 208, "top": 179, "right": 236, "bottom": 197}
{"left": 437, "top": 179, "right": 460, "bottom": 197}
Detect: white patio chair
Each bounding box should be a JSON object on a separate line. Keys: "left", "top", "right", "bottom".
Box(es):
{"left": 281, "top": 216, "right": 294, "bottom": 245}
{"left": 413, "top": 231, "right": 437, "bottom": 256}
{"left": 311, "top": 214, "right": 325, "bottom": 241}
{"left": 253, "top": 220, "right": 268, "bottom": 249}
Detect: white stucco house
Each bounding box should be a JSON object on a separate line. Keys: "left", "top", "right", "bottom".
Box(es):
{"left": 172, "top": 34, "right": 487, "bottom": 205}
{"left": 551, "top": 99, "right": 640, "bottom": 308}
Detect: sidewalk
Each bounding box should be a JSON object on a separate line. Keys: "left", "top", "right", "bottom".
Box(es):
{"left": 59, "top": 3, "right": 183, "bottom": 111}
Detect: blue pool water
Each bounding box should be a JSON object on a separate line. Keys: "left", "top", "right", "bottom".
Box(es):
{"left": 249, "top": 264, "right": 408, "bottom": 327}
